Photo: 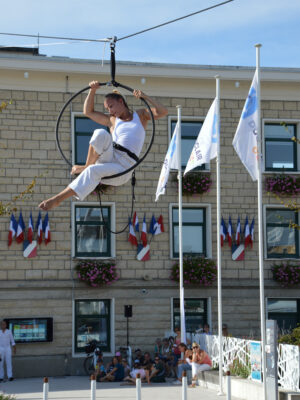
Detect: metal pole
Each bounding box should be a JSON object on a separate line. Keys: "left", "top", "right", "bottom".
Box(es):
{"left": 43, "top": 377, "right": 49, "bottom": 400}
{"left": 226, "top": 371, "right": 231, "bottom": 400}
{"left": 90, "top": 374, "right": 96, "bottom": 400}
{"left": 177, "top": 105, "right": 186, "bottom": 346}
{"left": 182, "top": 370, "right": 188, "bottom": 400}
{"left": 255, "top": 43, "right": 267, "bottom": 400}
{"left": 127, "top": 316, "right": 129, "bottom": 347}
{"left": 136, "top": 373, "right": 142, "bottom": 400}
{"left": 215, "top": 75, "right": 224, "bottom": 395}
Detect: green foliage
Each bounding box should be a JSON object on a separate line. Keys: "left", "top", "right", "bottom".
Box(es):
{"left": 229, "top": 358, "right": 251, "bottom": 379}
{"left": 170, "top": 256, "right": 217, "bottom": 286}
{"left": 0, "top": 394, "right": 17, "bottom": 400}
{"left": 278, "top": 326, "right": 300, "bottom": 345}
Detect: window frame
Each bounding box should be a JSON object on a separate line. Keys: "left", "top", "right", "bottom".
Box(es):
{"left": 264, "top": 205, "right": 299, "bottom": 260}
{"left": 72, "top": 298, "right": 115, "bottom": 357}
{"left": 168, "top": 115, "right": 210, "bottom": 171}
{"left": 72, "top": 202, "right": 116, "bottom": 259}
{"left": 262, "top": 119, "right": 300, "bottom": 174}
{"left": 266, "top": 297, "right": 300, "bottom": 331}
{"left": 71, "top": 112, "right": 109, "bottom": 166}
{"left": 169, "top": 203, "right": 212, "bottom": 259}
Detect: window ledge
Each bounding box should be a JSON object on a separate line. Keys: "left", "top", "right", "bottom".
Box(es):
{"left": 73, "top": 257, "right": 116, "bottom": 260}
{"left": 266, "top": 257, "right": 300, "bottom": 261}
{"left": 263, "top": 171, "right": 300, "bottom": 175}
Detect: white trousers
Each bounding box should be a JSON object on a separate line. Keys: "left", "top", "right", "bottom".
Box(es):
{"left": 191, "top": 362, "right": 211, "bottom": 378}
{"left": 0, "top": 346, "right": 13, "bottom": 379}
{"left": 69, "top": 129, "right": 135, "bottom": 201}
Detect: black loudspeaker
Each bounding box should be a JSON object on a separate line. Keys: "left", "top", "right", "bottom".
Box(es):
{"left": 124, "top": 305, "right": 132, "bottom": 318}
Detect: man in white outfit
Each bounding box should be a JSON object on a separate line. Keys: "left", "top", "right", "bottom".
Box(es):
{"left": 0, "top": 320, "right": 16, "bottom": 381}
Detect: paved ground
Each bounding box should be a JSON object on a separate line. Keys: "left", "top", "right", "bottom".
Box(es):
{"left": 0, "top": 376, "right": 241, "bottom": 400}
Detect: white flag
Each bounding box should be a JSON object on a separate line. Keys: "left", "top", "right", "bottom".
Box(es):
{"left": 155, "top": 123, "right": 179, "bottom": 201}
{"left": 184, "top": 98, "right": 218, "bottom": 175}
{"left": 232, "top": 70, "right": 259, "bottom": 181}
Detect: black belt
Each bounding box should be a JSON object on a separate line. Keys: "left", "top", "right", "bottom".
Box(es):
{"left": 113, "top": 142, "right": 139, "bottom": 162}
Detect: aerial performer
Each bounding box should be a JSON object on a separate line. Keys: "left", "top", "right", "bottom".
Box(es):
{"left": 39, "top": 81, "right": 168, "bottom": 211}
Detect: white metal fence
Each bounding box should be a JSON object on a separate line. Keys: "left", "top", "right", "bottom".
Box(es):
{"left": 191, "top": 334, "right": 300, "bottom": 392}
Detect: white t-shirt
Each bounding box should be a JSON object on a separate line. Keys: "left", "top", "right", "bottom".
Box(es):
{"left": 0, "top": 329, "right": 15, "bottom": 347}
{"left": 130, "top": 368, "right": 146, "bottom": 379}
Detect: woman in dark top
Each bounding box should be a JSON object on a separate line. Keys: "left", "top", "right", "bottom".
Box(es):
{"left": 100, "top": 356, "right": 124, "bottom": 382}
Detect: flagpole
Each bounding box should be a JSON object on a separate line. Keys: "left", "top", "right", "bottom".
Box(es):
{"left": 176, "top": 105, "right": 186, "bottom": 346}
{"left": 215, "top": 75, "right": 223, "bottom": 395}
{"left": 255, "top": 43, "right": 267, "bottom": 400}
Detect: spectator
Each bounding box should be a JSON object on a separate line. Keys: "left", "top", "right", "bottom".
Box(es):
{"left": 154, "top": 338, "right": 162, "bottom": 356}
{"left": 222, "top": 324, "right": 231, "bottom": 337}
{"left": 172, "top": 343, "right": 192, "bottom": 385}
{"left": 122, "top": 359, "right": 150, "bottom": 385}
{"left": 203, "top": 324, "right": 212, "bottom": 335}
{"left": 115, "top": 351, "right": 122, "bottom": 363}
{"left": 122, "top": 358, "right": 130, "bottom": 377}
{"left": 0, "top": 319, "right": 16, "bottom": 382}
{"left": 95, "top": 359, "right": 106, "bottom": 382}
{"left": 100, "top": 356, "right": 124, "bottom": 382}
{"left": 161, "top": 338, "right": 172, "bottom": 376}
{"left": 190, "top": 342, "right": 212, "bottom": 387}
{"left": 134, "top": 348, "right": 144, "bottom": 364}
{"left": 149, "top": 355, "right": 166, "bottom": 383}
{"left": 142, "top": 352, "right": 153, "bottom": 370}
{"left": 195, "top": 324, "right": 203, "bottom": 334}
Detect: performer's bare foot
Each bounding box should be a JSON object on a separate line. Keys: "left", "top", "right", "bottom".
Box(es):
{"left": 39, "top": 197, "right": 62, "bottom": 211}
{"left": 71, "top": 165, "right": 85, "bottom": 175}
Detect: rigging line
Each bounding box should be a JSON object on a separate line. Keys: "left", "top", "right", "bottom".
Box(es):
{"left": 117, "top": 0, "right": 234, "bottom": 42}
{"left": 0, "top": 31, "right": 111, "bottom": 43}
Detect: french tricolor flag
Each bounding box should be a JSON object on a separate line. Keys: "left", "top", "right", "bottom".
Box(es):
{"left": 8, "top": 213, "right": 18, "bottom": 246}
{"left": 16, "top": 212, "right": 25, "bottom": 244}
{"left": 220, "top": 217, "right": 227, "bottom": 247}
{"left": 23, "top": 240, "right": 37, "bottom": 258}
{"left": 27, "top": 213, "right": 34, "bottom": 243}
{"left": 235, "top": 217, "right": 241, "bottom": 246}
{"left": 244, "top": 217, "right": 251, "bottom": 248}
{"left": 137, "top": 243, "right": 150, "bottom": 261}
{"left": 154, "top": 215, "right": 164, "bottom": 236}
{"left": 43, "top": 213, "right": 51, "bottom": 245}
{"left": 249, "top": 218, "right": 255, "bottom": 248}
{"left": 36, "top": 211, "right": 43, "bottom": 245}
{"left": 132, "top": 212, "right": 139, "bottom": 232}
{"left": 141, "top": 215, "right": 148, "bottom": 247}
{"left": 227, "top": 216, "right": 233, "bottom": 247}
{"left": 128, "top": 217, "right": 138, "bottom": 246}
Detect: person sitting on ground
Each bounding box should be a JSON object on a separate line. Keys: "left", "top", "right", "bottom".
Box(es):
{"left": 190, "top": 342, "right": 212, "bottom": 388}
{"left": 142, "top": 351, "right": 153, "bottom": 370}
{"left": 122, "top": 358, "right": 131, "bottom": 378}
{"left": 133, "top": 348, "right": 144, "bottom": 365}
{"left": 122, "top": 359, "right": 150, "bottom": 385}
{"left": 100, "top": 356, "right": 124, "bottom": 382}
{"left": 149, "top": 355, "right": 166, "bottom": 383}
{"left": 154, "top": 338, "right": 162, "bottom": 356}
{"left": 161, "top": 338, "right": 172, "bottom": 377}
{"left": 172, "top": 343, "right": 192, "bottom": 385}
{"left": 95, "top": 359, "right": 106, "bottom": 382}
{"left": 39, "top": 83, "right": 168, "bottom": 211}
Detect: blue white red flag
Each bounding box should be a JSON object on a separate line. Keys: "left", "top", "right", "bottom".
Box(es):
{"left": 235, "top": 217, "right": 241, "bottom": 246}
{"left": 43, "top": 213, "right": 51, "bottom": 245}
{"left": 232, "top": 70, "right": 259, "bottom": 181}
{"left": 184, "top": 98, "right": 218, "bottom": 175}
{"left": 155, "top": 122, "right": 179, "bottom": 201}
{"left": 128, "top": 218, "right": 138, "bottom": 246}
{"left": 141, "top": 215, "right": 147, "bottom": 246}
{"left": 27, "top": 212, "right": 34, "bottom": 243}
{"left": 137, "top": 244, "right": 150, "bottom": 261}
{"left": 232, "top": 244, "right": 245, "bottom": 261}
{"left": 132, "top": 212, "right": 139, "bottom": 232}
{"left": 8, "top": 213, "right": 18, "bottom": 246}
{"left": 153, "top": 214, "right": 164, "bottom": 235}
{"left": 149, "top": 215, "right": 157, "bottom": 235}
{"left": 244, "top": 217, "right": 251, "bottom": 248}
{"left": 16, "top": 212, "right": 25, "bottom": 244}
{"left": 36, "top": 211, "right": 43, "bottom": 245}
{"left": 23, "top": 240, "right": 37, "bottom": 258}
{"left": 227, "top": 216, "right": 233, "bottom": 247}
{"left": 221, "top": 217, "right": 227, "bottom": 247}
{"left": 249, "top": 218, "right": 255, "bottom": 248}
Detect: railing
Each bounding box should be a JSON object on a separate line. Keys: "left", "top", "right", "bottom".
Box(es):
{"left": 191, "top": 334, "right": 300, "bottom": 392}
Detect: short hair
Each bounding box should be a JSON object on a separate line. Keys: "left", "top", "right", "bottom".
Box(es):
{"left": 178, "top": 342, "right": 187, "bottom": 350}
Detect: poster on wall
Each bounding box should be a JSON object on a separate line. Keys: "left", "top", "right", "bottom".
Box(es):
{"left": 250, "top": 341, "right": 262, "bottom": 382}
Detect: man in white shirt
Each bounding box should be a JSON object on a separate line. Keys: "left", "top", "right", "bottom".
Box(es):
{"left": 0, "top": 320, "right": 16, "bottom": 381}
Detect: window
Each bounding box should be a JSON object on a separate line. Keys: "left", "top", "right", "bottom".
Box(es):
{"left": 74, "top": 205, "right": 112, "bottom": 258}
{"left": 266, "top": 208, "right": 299, "bottom": 258}
{"left": 73, "top": 115, "right": 108, "bottom": 165}
{"left": 264, "top": 123, "right": 297, "bottom": 171}
{"left": 173, "top": 298, "right": 208, "bottom": 333}
{"left": 267, "top": 298, "right": 300, "bottom": 331}
{"left": 170, "top": 120, "right": 206, "bottom": 170}
{"left": 172, "top": 207, "right": 206, "bottom": 257}
{"left": 74, "top": 299, "right": 111, "bottom": 352}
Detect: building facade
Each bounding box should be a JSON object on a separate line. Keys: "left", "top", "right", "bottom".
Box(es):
{"left": 0, "top": 49, "right": 299, "bottom": 377}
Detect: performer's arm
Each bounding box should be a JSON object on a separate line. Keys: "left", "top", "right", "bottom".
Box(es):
{"left": 134, "top": 90, "right": 168, "bottom": 121}
{"left": 83, "top": 81, "right": 112, "bottom": 128}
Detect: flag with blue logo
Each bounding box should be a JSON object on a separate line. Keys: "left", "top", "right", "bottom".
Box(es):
{"left": 232, "top": 70, "right": 259, "bottom": 181}
{"left": 184, "top": 98, "right": 218, "bottom": 175}
{"left": 155, "top": 122, "right": 179, "bottom": 201}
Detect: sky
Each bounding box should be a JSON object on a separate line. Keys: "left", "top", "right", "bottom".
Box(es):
{"left": 1, "top": 0, "right": 300, "bottom": 68}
